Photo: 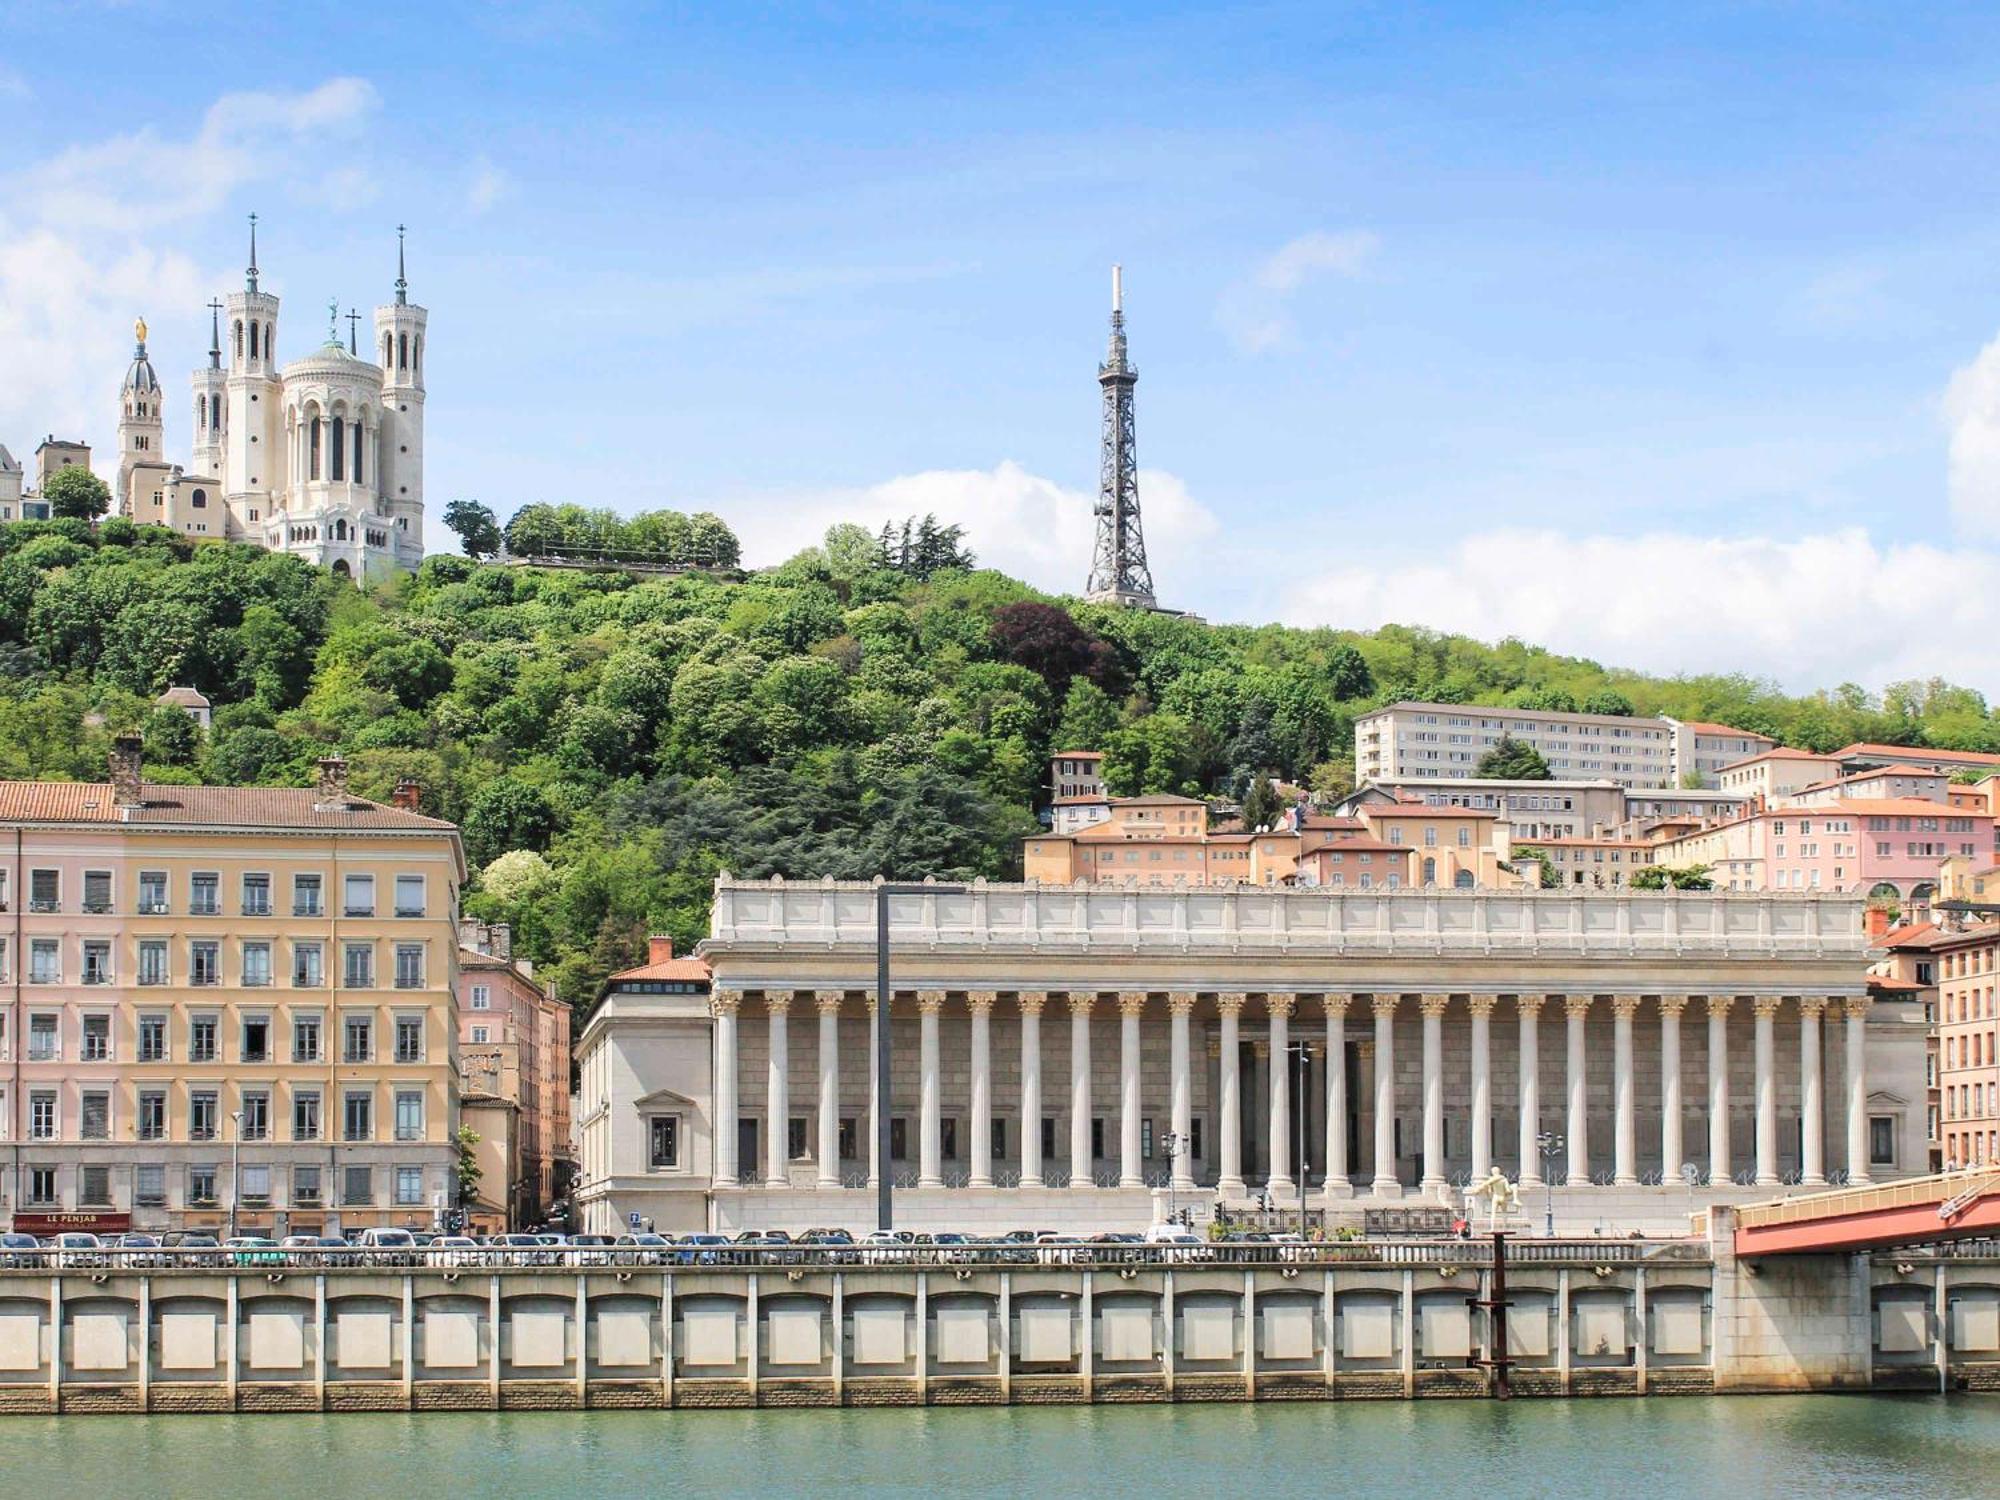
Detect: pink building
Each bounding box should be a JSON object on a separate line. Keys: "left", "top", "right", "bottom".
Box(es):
{"left": 1656, "top": 797, "right": 1984, "bottom": 907}
{"left": 457, "top": 920, "right": 571, "bottom": 1228}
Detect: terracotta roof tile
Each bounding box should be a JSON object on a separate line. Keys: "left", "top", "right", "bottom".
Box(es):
{"left": 1677, "top": 721, "right": 1772, "bottom": 739}
{"left": 0, "top": 780, "right": 455, "bottom": 832}
{"left": 607, "top": 956, "right": 712, "bottom": 983}
{"left": 1836, "top": 742, "right": 2000, "bottom": 765}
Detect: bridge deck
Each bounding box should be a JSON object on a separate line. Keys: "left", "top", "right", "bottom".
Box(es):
{"left": 1734, "top": 1170, "right": 2000, "bottom": 1255}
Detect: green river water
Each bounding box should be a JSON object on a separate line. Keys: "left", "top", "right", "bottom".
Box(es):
{"left": 5, "top": 1396, "right": 1995, "bottom": 1496}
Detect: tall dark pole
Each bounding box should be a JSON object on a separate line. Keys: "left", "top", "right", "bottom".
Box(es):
{"left": 874, "top": 883, "right": 966, "bottom": 1234}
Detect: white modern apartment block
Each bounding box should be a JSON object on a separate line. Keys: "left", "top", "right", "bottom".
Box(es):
{"left": 1354, "top": 703, "right": 1772, "bottom": 789}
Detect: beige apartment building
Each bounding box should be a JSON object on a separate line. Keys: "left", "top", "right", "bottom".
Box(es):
{"left": 1353, "top": 703, "right": 1772, "bottom": 789}
{"left": 0, "top": 738, "right": 465, "bottom": 1236}
{"left": 457, "top": 918, "right": 571, "bottom": 1229}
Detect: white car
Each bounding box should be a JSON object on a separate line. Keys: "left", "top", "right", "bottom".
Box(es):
{"left": 1142, "top": 1225, "right": 1211, "bottom": 1260}
{"left": 427, "top": 1235, "right": 484, "bottom": 1267}
{"left": 49, "top": 1232, "right": 103, "bottom": 1269}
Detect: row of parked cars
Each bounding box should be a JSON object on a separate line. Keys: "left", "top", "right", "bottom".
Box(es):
{"left": 0, "top": 1224, "right": 1332, "bottom": 1270}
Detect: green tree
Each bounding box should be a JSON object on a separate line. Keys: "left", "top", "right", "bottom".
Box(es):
{"left": 462, "top": 776, "right": 560, "bottom": 866}
{"left": 1476, "top": 733, "right": 1552, "bottom": 779}
{"left": 443, "top": 498, "right": 503, "bottom": 559}
{"left": 43, "top": 466, "right": 112, "bottom": 521}
{"left": 455, "top": 1125, "right": 484, "bottom": 1202}
{"left": 1511, "top": 845, "right": 1560, "bottom": 889}
{"left": 1239, "top": 772, "right": 1284, "bottom": 832}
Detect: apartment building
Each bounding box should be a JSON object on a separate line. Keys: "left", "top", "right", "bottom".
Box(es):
{"left": 1047, "top": 751, "right": 1111, "bottom": 835}
{"left": 1714, "top": 747, "right": 1844, "bottom": 803}
{"left": 1342, "top": 776, "right": 1751, "bottom": 844}
{"left": 1670, "top": 720, "right": 1782, "bottom": 787}
{"left": 1651, "top": 798, "right": 1978, "bottom": 903}
{"left": 457, "top": 918, "right": 572, "bottom": 1229}
{"left": 1922, "top": 924, "right": 2000, "bottom": 1168}
{"left": 1877, "top": 922, "right": 1947, "bottom": 1171}
{"left": 1352, "top": 702, "right": 1772, "bottom": 789}
{"left": 0, "top": 737, "right": 465, "bottom": 1237}
{"left": 1833, "top": 743, "right": 2000, "bottom": 779}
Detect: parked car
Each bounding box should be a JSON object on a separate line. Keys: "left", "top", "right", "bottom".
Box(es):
{"left": 114, "top": 1233, "right": 165, "bottom": 1267}
{"left": 159, "top": 1231, "right": 222, "bottom": 1266}
{"left": 427, "top": 1235, "right": 484, "bottom": 1268}
{"left": 0, "top": 1232, "right": 44, "bottom": 1268}
{"left": 277, "top": 1235, "right": 325, "bottom": 1266}
{"left": 672, "top": 1233, "right": 731, "bottom": 1266}
{"left": 49, "top": 1232, "right": 104, "bottom": 1269}
{"left": 567, "top": 1234, "right": 617, "bottom": 1266}
{"left": 223, "top": 1236, "right": 284, "bottom": 1267}
{"left": 353, "top": 1228, "right": 420, "bottom": 1263}
{"left": 612, "top": 1233, "right": 671, "bottom": 1265}
{"left": 492, "top": 1232, "right": 552, "bottom": 1265}
{"left": 1141, "top": 1225, "right": 1211, "bottom": 1260}
{"left": 929, "top": 1232, "right": 977, "bottom": 1264}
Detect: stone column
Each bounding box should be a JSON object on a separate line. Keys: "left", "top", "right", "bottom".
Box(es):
{"left": 1707, "top": 996, "right": 1733, "bottom": 1184}
{"left": 866, "top": 996, "right": 881, "bottom": 1189}
{"left": 1659, "top": 996, "right": 1687, "bottom": 1181}
{"left": 1518, "top": 996, "right": 1546, "bottom": 1187}
{"left": 1267, "top": 993, "right": 1296, "bottom": 1197}
{"left": 1068, "top": 992, "right": 1095, "bottom": 1188}
{"left": 1217, "top": 993, "right": 1246, "bottom": 1199}
{"left": 1468, "top": 994, "right": 1495, "bottom": 1181}
{"left": 713, "top": 992, "right": 740, "bottom": 1186}
{"left": 1754, "top": 996, "right": 1781, "bottom": 1187}
{"left": 1169, "top": 992, "right": 1197, "bottom": 1191}
{"left": 815, "top": 990, "right": 843, "bottom": 1188}
{"left": 1371, "top": 994, "right": 1400, "bottom": 1196}
{"left": 766, "top": 992, "right": 792, "bottom": 1188}
{"left": 1565, "top": 995, "right": 1593, "bottom": 1182}
{"left": 1612, "top": 994, "right": 1639, "bottom": 1187}
{"left": 1119, "top": 992, "right": 1146, "bottom": 1188}
{"left": 1845, "top": 997, "right": 1873, "bottom": 1185}
{"left": 1420, "top": 993, "right": 1448, "bottom": 1190}
{"left": 968, "top": 991, "right": 996, "bottom": 1188}
{"left": 916, "top": 991, "right": 946, "bottom": 1187}
{"left": 1799, "top": 996, "right": 1826, "bottom": 1186}
{"left": 1324, "top": 996, "right": 1350, "bottom": 1197}
{"left": 1018, "top": 993, "right": 1046, "bottom": 1187}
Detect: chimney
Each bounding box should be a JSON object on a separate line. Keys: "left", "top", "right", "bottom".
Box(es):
{"left": 1865, "top": 905, "right": 1892, "bottom": 942}
{"left": 648, "top": 935, "right": 675, "bottom": 964}
{"left": 489, "top": 922, "right": 512, "bottom": 960}
{"left": 109, "top": 731, "right": 144, "bottom": 809}
{"left": 391, "top": 778, "right": 422, "bottom": 811}
{"left": 316, "top": 755, "right": 349, "bottom": 801}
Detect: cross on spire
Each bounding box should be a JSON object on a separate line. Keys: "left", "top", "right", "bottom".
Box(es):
{"left": 246, "top": 212, "right": 260, "bottom": 292}
{"left": 345, "top": 307, "right": 361, "bottom": 355}
{"left": 394, "top": 223, "right": 408, "bottom": 306}
{"left": 207, "top": 299, "right": 223, "bottom": 369}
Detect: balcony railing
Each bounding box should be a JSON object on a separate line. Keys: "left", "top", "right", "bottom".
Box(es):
{"left": 189, "top": 901, "right": 220, "bottom": 917}
{"left": 395, "top": 907, "right": 426, "bottom": 919}
{"left": 242, "top": 974, "right": 272, "bottom": 987}
{"left": 292, "top": 973, "right": 322, "bottom": 988}
{"left": 81, "top": 971, "right": 112, "bottom": 986}
{"left": 27, "top": 899, "right": 59, "bottom": 913}
{"left": 137, "top": 972, "right": 168, "bottom": 986}
{"left": 393, "top": 1048, "right": 423, "bottom": 1065}
{"left": 344, "top": 906, "right": 374, "bottom": 918}
{"left": 394, "top": 975, "right": 424, "bottom": 990}
{"left": 137, "top": 900, "right": 170, "bottom": 915}
{"left": 81, "top": 901, "right": 113, "bottom": 915}
{"left": 243, "top": 901, "right": 272, "bottom": 917}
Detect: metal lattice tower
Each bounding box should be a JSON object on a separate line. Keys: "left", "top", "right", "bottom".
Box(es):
{"left": 1085, "top": 264, "right": 1156, "bottom": 608}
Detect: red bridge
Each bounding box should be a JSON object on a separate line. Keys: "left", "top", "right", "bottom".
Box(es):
{"left": 1732, "top": 1169, "right": 2000, "bottom": 1256}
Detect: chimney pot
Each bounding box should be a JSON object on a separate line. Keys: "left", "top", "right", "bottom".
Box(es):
{"left": 109, "top": 731, "right": 144, "bottom": 809}
{"left": 648, "top": 935, "right": 675, "bottom": 964}
{"left": 391, "top": 777, "right": 422, "bottom": 811}
{"left": 316, "top": 755, "right": 349, "bottom": 800}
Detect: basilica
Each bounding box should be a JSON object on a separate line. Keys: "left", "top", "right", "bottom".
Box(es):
{"left": 116, "top": 217, "right": 427, "bottom": 578}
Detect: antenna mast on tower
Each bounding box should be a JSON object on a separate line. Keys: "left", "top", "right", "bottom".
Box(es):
{"left": 1085, "top": 264, "right": 1156, "bottom": 608}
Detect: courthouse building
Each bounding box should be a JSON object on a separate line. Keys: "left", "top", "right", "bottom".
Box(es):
{"left": 0, "top": 737, "right": 465, "bottom": 1236}
{"left": 577, "top": 877, "right": 1925, "bottom": 1236}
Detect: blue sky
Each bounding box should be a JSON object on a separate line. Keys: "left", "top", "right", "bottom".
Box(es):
{"left": 9, "top": 2, "right": 2000, "bottom": 690}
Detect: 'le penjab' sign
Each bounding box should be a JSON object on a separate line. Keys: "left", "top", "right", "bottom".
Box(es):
{"left": 9, "top": 1212, "right": 132, "bottom": 1235}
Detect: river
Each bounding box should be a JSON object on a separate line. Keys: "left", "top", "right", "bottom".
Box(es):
{"left": 8, "top": 1396, "right": 1996, "bottom": 1496}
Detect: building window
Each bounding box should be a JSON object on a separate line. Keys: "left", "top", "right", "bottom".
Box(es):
{"left": 343, "top": 943, "right": 374, "bottom": 988}
{"left": 293, "top": 1091, "right": 321, "bottom": 1141}
{"left": 138, "top": 870, "right": 169, "bottom": 913}
{"left": 293, "top": 874, "right": 323, "bottom": 917}
{"left": 189, "top": 1165, "right": 218, "bottom": 1206}
{"left": 190, "top": 940, "right": 220, "bottom": 986}
{"left": 28, "top": 869, "right": 58, "bottom": 912}
{"left": 138, "top": 1091, "right": 166, "bottom": 1141}
{"left": 240, "top": 1164, "right": 271, "bottom": 1206}
{"left": 393, "top": 944, "right": 425, "bottom": 989}
{"left": 395, "top": 1167, "right": 424, "bottom": 1206}
{"left": 135, "top": 1163, "right": 166, "bottom": 1206}
{"left": 343, "top": 1166, "right": 374, "bottom": 1206}
{"left": 1870, "top": 1116, "right": 1897, "bottom": 1168}
{"left": 293, "top": 1015, "right": 322, "bottom": 1063}
{"left": 394, "top": 875, "right": 425, "bottom": 917}
{"left": 190, "top": 1091, "right": 218, "bottom": 1141}
{"left": 649, "top": 1115, "right": 681, "bottom": 1169}
{"left": 241, "top": 873, "right": 272, "bottom": 916}
{"left": 138, "top": 940, "right": 168, "bottom": 985}
{"left": 190, "top": 1015, "right": 218, "bottom": 1062}
{"left": 293, "top": 942, "right": 324, "bottom": 987}
{"left": 470, "top": 984, "right": 491, "bottom": 1012}
{"left": 190, "top": 872, "right": 220, "bottom": 916}
{"left": 343, "top": 1091, "right": 373, "bottom": 1141}
{"left": 28, "top": 940, "right": 58, "bottom": 984}
{"left": 789, "top": 1117, "right": 809, "bottom": 1161}
{"left": 138, "top": 1015, "right": 167, "bottom": 1062}
{"left": 470, "top": 1025, "right": 489, "bottom": 1044}
{"left": 343, "top": 1015, "right": 373, "bottom": 1063}
{"left": 293, "top": 1166, "right": 322, "bottom": 1206}
{"left": 343, "top": 874, "right": 375, "bottom": 917}
{"left": 82, "top": 869, "right": 112, "bottom": 914}
{"left": 241, "top": 1091, "right": 270, "bottom": 1140}
{"left": 394, "top": 1091, "right": 423, "bottom": 1141}
{"left": 242, "top": 942, "right": 273, "bottom": 986}
{"left": 838, "top": 1117, "right": 857, "bottom": 1161}
{"left": 29, "top": 1092, "right": 56, "bottom": 1140}
{"left": 394, "top": 1015, "right": 424, "bottom": 1063}
{"left": 26, "top": 1167, "right": 56, "bottom": 1205}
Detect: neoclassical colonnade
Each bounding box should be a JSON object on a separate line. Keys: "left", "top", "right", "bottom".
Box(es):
{"left": 709, "top": 988, "right": 1877, "bottom": 1197}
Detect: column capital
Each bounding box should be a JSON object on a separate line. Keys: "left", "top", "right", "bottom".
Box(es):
{"left": 766, "top": 990, "right": 794, "bottom": 1016}
{"left": 1167, "top": 991, "right": 1198, "bottom": 1015}
{"left": 1753, "top": 995, "right": 1783, "bottom": 1018}
{"left": 815, "top": 989, "right": 844, "bottom": 1015}
{"left": 1371, "top": 993, "right": 1399, "bottom": 1018}
{"left": 1563, "top": 994, "right": 1594, "bottom": 1019}
{"left": 916, "top": 989, "right": 947, "bottom": 1014}
{"left": 1706, "top": 994, "right": 1736, "bottom": 1018}
{"left": 1610, "top": 994, "right": 1641, "bottom": 1020}
{"left": 1118, "top": 990, "right": 1148, "bottom": 1017}
{"left": 1419, "top": 992, "right": 1450, "bottom": 1018}
{"left": 1798, "top": 996, "right": 1828, "bottom": 1019}
{"left": 1843, "top": 996, "right": 1874, "bottom": 1021}
{"left": 1066, "top": 990, "right": 1097, "bottom": 1016}
{"left": 1516, "top": 993, "right": 1546, "bottom": 1018}
{"left": 1659, "top": 995, "right": 1689, "bottom": 1019}
{"left": 1323, "top": 994, "right": 1353, "bottom": 1019}
{"left": 1467, "top": 993, "right": 1497, "bottom": 1018}
{"left": 1217, "top": 991, "right": 1247, "bottom": 1016}
{"left": 711, "top": 992, "right": 742, "bottom": 1017}
{"left": 1266, "top": 991, "right": 1297, "bottom": 1019}
{"left": 1017, "top": 990, "right": 1048, "bottom": 1016}
{"left": 966, "top": 990, "right": 997, "bottom": 1014}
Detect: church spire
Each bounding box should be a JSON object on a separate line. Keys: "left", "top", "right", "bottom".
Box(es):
{"left": 246, "top": 212, "right": 260, "bottom": 293}
{"left": 394, "top": 223, "right": 408, "bottom": 306}
{"left": 207, "top": 299, "right": 222, "bottom": 369}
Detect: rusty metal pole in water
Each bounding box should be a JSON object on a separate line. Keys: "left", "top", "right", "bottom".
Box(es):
{"left": 1468, "top": 1230, "right": 1515, "bottom": 1398}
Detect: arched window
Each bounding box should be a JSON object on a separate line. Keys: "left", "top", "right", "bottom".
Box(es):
{"left": 1422, "top": 857, "right": 1437, "bottom": 887}
{"left": 190, "top": 489, "right": 206, "bottom": 509}
{"left": 413, "top": 335, "right": 422, "bottom": 375}
{"left": 353, "top": 421, "right": 364, "bottom": 484}
{"left": 332, "top": 559, "right": 351, "bottom": 579}
{"left": 382, "top": 331, "right": 392, "bottom": 368}
{"left": 398, "top": 331, "right": 408, "bottom": 371}
{"left": 196, "top": 403, "right": 204, "bottom": 432}
{"left": 234, "top": 321, "right": 244, "bottom": 359}
{"left": 309, "top": 417, "right": 321, "bottom": 481}
{"left": 331, "top": 416, "right": 345, "bottom": 481}
{"left": 211, "top": 394, "right": 221, "bottom": 430}
{"left": 249, "top": 320, "right": 260, "bottom": 359}
{"left": 1454, "top": 870, "right": 1475, "bottom": 890}
{"left": 334, "top": 519, "right": 348, "bottom": 541}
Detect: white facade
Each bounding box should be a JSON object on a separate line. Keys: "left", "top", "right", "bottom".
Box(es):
{"left": 1355, "top": 703, "right": 1774, "bottom": 790}
{"left": 115, "top": 221, "right": 426, "bottom": 579}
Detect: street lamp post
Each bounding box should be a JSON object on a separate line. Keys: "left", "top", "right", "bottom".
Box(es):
{"left": 1162, "top": 1131, "right": 1185, "bottom": 1224}
{"left": 1536, "top": 1130, "right": 1565, "bottom": 1238}
{"left": 1287, "top": 1040, "right": 1314, "bottom": 1239}
{"left": 228, "top": 1109, "right": 245, "bottom": 1240}
{"left": 874, "top": 882, "right": 967, "bottom": 1234}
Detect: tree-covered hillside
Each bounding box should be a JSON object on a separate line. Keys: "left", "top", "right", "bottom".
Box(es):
{"left": 3, "top": 514, "right": 1996, "bottom": 1009}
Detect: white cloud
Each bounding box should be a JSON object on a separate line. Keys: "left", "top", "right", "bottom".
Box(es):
{"left": 1278, "top": 526, "right": 2000, "bottom": 695}
{"left": 733, "top": 460, "right": 1222, "bottom": 596}
{"left": 0, "top": 77, "right": 379, "bottom": 462}
{"left": 466, "top": 157, "right": 514, "bottom": 215}
{"left": 1945, "top": 330, "right": 2000, "bottom": 539}
{"left": 1216, "top": 229, "right": 1377, "bottom": 354}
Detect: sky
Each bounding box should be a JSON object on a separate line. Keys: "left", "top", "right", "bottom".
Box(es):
{"left": 10, "top": 2, "right": 2000, "bottom": 695}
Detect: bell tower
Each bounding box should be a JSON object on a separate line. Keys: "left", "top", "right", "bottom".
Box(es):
{"left": 372, "top": 225, "right": 427, "bottom": 569}
{"left": 223, "top": 213, "right": 282, "bottom": 535}
{"left": 190, "top": 299, "right": 226, "bottom": 478}
{"left": 115, "top": 316, "right": 163, "bottom": 510}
